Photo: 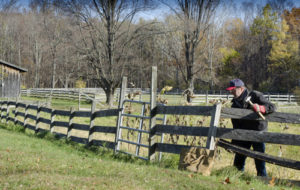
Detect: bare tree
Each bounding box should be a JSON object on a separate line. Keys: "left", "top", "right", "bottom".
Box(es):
{"left": 59, "top": 0, "right": 154, "bottom": 106}
{"left": 0, "top": 0, "right": 18, "bottom": 12}
{"left": 163, "top": 0, "right": 220, "bottom": 102}
{"left": 24, "top": 11, "right": 45, "bottom": 88}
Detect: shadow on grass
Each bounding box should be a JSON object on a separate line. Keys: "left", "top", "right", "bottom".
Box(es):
{"left": 0, "top": 123, "right": 156, "bottom": 166}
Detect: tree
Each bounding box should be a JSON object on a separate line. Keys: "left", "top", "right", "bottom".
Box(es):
{"left": 160, "top": 15, "right": 185, "bottom": 90}
{"left": 268, "top": 18, "right": 299, "bottom": 91}
{"left": 163, "top": 0, "right": 220, "bottom": 102}
{"left": 283, "top": 8, "right": 300, "bottom": 50}
{"left": 0, "top": 0, "right": 18, "bottom": 12}
{"left": 60, "top": 0, "right": 154, "bottom": 106}
{"left": 248, "top": 4, "right": 278, "bottom": 90}
{"left": 24, "top": 11, "right": 45, "bottom": 88}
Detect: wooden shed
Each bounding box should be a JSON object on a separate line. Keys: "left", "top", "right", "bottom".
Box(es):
{"left": 0, "top": 60, "right": 27, "bottom": 98}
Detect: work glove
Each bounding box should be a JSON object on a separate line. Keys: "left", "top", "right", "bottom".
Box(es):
{"left": 252, "top": 104, "right": 266, "bottom": 114}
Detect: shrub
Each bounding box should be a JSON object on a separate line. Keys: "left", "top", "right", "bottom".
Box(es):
{"left": 293, "top": 86, "right": 300, "bottom": 104}
{"left": 75, "top": 78, "right": 86, "bottom": 88}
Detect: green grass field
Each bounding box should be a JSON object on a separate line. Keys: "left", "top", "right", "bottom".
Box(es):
{"left": 0, "top": 123, "right": 298, "bottom": 190}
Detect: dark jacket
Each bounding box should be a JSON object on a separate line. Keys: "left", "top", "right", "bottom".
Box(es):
{"left": 231, "top": 88, "right": 276, "bottom": 131}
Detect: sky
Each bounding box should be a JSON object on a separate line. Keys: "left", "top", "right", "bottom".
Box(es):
{"left": 15, "top": 0, "right": 300, "bottom": 21}
{"left": 136, "top": 0, "right": 300, "bottom": 21}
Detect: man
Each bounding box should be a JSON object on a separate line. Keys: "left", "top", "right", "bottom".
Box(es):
{"left": 226, "top": 79, "right": 276, "bottom": 176}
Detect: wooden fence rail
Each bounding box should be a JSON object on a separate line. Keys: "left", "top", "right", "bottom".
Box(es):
{"left": 20, "top": 88, "right": 299, "bottom": 104}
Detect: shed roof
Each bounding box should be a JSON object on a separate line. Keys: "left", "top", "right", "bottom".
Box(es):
{"left": 0, "top": 59, "right": 27, "bottom": 72}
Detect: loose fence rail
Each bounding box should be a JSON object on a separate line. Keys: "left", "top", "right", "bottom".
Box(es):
{"left": 1, "top": 66, "right": 299, "bottom": 172}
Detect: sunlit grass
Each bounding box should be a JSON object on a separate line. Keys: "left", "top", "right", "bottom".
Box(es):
{"left": 0, "top": 123, "right": 298, "bottom": 190}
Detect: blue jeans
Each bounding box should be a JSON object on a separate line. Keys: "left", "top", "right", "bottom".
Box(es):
{"left": 232, "top": 140, "right": 267, "bottom": 176}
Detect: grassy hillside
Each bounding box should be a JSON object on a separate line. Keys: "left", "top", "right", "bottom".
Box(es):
{"left": 0, "top": 124, "right": 298, "bottom": 190}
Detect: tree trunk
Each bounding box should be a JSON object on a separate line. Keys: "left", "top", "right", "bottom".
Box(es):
{"left": 52, "top": 56, "right": 56, "bottom": 88}
{"left": 187, "top": 76, "right": 195, "bottom": 103}
{"left": 34, "top": 39, "right": 42, "bottom": 88}
{"left": 64, "top": 76, "right": 69, "bottom": 88}
{"left": 104, "top": 86, "right": 116, "bottom": 107}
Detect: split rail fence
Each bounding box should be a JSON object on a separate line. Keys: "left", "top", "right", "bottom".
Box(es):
{"left": 1, "top": 66, "right": 299, "bottom": 171}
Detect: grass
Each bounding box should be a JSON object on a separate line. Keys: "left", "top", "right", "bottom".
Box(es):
{"left": 0, "top": 123, "right": 298, "bottom": 190}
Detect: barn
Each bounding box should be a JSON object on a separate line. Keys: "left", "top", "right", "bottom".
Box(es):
{"left": 0, "top": 60, "right": 27, "bottom": 97}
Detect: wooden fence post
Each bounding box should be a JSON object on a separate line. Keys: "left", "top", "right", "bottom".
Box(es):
{"left": 14, "top": 98, "right": 19, "bottom": 125}
{"left": 50, "top": 107, "right": 55, "bottom": 133}
{"left": 0, "top": 101, "right": 3, "bottom": 122}
{"left": 5, "top": 99, "right": 9, "bottom": 124}
{"left": 67, "top": 107, "right": 74, "bottom": 139}
{"left": 49, "top": 89, "right": 53, "bottom": 106}
{"left": 35, "top": 101, "right": 41, "bottom": 133}
{"left": 24, "top": 103, "right": 29, "bottom": 129}
{"left": 206, "top": 103, "right": 222, "bottom": 150}
{"left": 88, "top": 99, "right": 96, "bottom": 146}
{"left": 149, "top": 66, "right": 157, "bottom": 161}
{"left": 114, "top": 77, "right": 127, "bottom": 153}
{"left": 206, "top": 90, "right": 208, "bottom": 105}
{"left": 78, "top": 89, "right": 81, "bottom": 110}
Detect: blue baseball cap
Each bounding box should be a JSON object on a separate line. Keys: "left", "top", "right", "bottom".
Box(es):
{"left": 226, "top": 79, "right": 245, "bottom": 91}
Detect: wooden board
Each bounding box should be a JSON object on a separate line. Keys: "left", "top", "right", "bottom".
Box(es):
{"left": 153, "top": 105, "right": 213, "bottom": 116}
{"left": 217, "top": 140, "right": 300, "bottom": 170}
{"left": 221, "top": 108, "right": 300, "bottom": 124}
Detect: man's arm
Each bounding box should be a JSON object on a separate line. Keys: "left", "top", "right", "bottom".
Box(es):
{"left": 252, "top": 91, "right": 276, "bottom": 114}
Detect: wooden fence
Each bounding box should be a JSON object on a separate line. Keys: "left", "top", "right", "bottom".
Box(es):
{"left": 1, "top": 66, "right": 299, "bottom": 171}
{"left": 20, "top": 88, "right": 299, "bottom": 104}
{"left": 1, "top": 100, "right": 120, "bottom": 149}
{"left": 20, "top": 88, "right": 143, "bottom": 103}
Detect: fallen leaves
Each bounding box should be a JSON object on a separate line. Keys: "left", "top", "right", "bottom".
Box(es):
{"left": 221, "top": 177, "right": 231, "bottom": 184}
{"left": 269, "top": 177, "right": 276, "bottom": 187}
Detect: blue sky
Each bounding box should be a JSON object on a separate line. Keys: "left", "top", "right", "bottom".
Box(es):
{"left": 16, "top": 0, "right": 300, "bottom": 21}
{"left": 137, "top": 0, "right": 300, "bottom": 21}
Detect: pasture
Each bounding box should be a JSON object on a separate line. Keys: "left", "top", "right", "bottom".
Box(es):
{"left": 0, "top": 123, "right": 298, "bottom": 190}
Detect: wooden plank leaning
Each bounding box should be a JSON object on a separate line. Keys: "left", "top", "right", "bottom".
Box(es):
{"left": 218, "top": 140, "right": 300, "bottom": 170}
{"left": 206, "top": 103, "right": 222, "bottom": 150}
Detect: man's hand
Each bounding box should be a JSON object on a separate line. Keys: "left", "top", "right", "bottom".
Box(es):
{"left": 253, "top": 104, "right": 266, "bottom": 114}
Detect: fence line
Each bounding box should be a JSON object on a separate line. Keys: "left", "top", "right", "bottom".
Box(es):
{"left": 1, "top": 98, "right": 300, "bottom": 169}
{"left": 1, "top": 100, "right": 120, "bottom": 149}
{"left": 20, "top": 88, "right": 299, "bottom": 104}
